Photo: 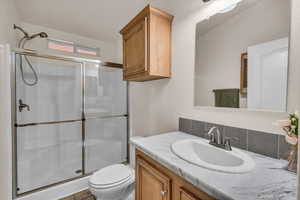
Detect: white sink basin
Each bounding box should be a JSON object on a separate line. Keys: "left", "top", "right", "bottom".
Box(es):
{"left": 171, "top": 139, "right": 255, "bottom": 174}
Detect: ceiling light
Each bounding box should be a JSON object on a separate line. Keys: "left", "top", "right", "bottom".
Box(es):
{"left": 203, "top": 0, "right": 210, "bottom": 2}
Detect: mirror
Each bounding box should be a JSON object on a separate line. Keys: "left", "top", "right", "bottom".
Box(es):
{"left": 194, "top": 0, "right": 290, "bottom": 112}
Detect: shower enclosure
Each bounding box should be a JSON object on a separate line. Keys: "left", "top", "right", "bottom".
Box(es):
{"left": 11, "top": 50, "right": 128, "bottom": 197}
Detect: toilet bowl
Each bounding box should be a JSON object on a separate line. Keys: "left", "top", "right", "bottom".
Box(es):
{"left": 88, "top": 164, "right": 135, "bottom": 200}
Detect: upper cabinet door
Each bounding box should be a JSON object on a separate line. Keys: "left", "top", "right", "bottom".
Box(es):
{"left": 120, "top": 5, "right": 173, "bottom": 82}
{"left": 123, "top": 17, "right": 148, "bottom": 78}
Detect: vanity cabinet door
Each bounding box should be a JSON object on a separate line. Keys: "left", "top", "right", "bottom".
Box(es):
{"left": 178, "top": 188, "right": 201, "bottom": 200}
{"left": 136, "top": 156, "right": 171, "bottom": 200}
{"left": 174, "top": 185, "right": 214, "bottom": 200}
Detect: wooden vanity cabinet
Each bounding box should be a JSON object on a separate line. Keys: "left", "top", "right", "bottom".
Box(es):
{"left": 120, "top": 5, "right": 173, "bottom": 81}
{"left": 176, "top": 188, "right": 201, "bottom": 200}
{"left": 136, "top": 156, "right": 171, "bottom": 200}
{"left": 136, "top": 150, "right": 215, "bottom": 200}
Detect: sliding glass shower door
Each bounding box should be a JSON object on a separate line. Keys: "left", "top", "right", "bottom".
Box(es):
{"left": 15, "top": 55, "right": 83, "bottom": 194}
{"left": 84, "top": 64, "right": 127, "bottom": 173}
{"left": 13, "top": 53, "right": 128, "bottom": 195}
{"left": 16, "top": 122, "right": 83, "bottom": 193}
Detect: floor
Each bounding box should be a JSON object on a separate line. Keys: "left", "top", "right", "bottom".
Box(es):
{"left": 60, "top": 190, "right": 134, "bottom": 200}
{"left": 60, "top": 190, "right": 95, "bottom": 200}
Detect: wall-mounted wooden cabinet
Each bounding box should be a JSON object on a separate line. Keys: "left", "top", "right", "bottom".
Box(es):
{"left": 120, "top": 5, "right": 173, "bottom": 81}
{"left": 136, "top": 150, "right": 215, "bottom": 200}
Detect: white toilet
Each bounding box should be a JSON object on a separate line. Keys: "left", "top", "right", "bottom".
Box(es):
{"left": 88, "top": 164, "right": 135, "bottom": 200}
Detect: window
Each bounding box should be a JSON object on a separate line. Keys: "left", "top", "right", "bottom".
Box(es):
{"left": 75, "top": 46, "right": 99, "bottom": 56}
{"left": 48, "top": 39, "right": 100, "bottom": 56}
{"left": 48, "top": 39, "right": 74, "bottom": 53}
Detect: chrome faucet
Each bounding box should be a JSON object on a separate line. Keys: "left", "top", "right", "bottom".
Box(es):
{"left": 207, "top": 127, "right": 237, "bottom": 151}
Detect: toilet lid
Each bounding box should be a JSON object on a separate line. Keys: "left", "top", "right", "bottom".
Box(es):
{"left": 89, "top": 164, "right": 132, "bottom": 187}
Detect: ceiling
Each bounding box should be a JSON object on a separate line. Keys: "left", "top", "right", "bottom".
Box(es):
{"left": 15, "top": 0, "right": 175, "bottom": 42}
{"left": 196, "top": 0, "right": 260, "bottom": 37}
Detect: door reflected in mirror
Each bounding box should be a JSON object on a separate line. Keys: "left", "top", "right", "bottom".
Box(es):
{"left": 194, "top": 0, "right": 290, "bottom": 112}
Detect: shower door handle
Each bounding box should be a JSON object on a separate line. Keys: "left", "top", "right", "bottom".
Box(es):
{"left": 19, "top": 99, "right": 30, "bottom": 112}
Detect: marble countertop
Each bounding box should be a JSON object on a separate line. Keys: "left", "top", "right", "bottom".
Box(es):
{"left": 130, "top": 132, "right": 297, "bottom": 200}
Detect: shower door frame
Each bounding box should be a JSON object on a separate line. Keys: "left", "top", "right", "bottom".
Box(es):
{"left": 11, "top": 49, "right": 129, "bottom": 198}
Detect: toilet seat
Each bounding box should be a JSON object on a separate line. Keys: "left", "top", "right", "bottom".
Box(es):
{"left": 89, "top": 164, "right": 134, "bottom": 189}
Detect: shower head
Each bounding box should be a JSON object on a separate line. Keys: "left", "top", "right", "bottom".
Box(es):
{"left": 14, "top": 25, "right": 49, "bottom": 86}
{"left": 14, "top": 24, "right": 48, "bottom": 40}
{"left": 29, "top": 32, "right": 48, "bottom": 39}
{"left": 39, "top": 32, "right": 48, "bottom": 38}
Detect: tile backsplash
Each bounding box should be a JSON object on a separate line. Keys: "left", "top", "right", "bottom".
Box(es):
{"left": 179, "top": 118, "right": 290, "bottom": 160}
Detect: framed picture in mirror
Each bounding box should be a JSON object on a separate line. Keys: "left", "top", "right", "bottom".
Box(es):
{"left": 240, "top": 53, "right": 247, "bottom": 95}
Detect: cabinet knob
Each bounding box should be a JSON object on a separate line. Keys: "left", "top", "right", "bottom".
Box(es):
{"left": 161, "top": 190, "right": 167, "bottom": 196}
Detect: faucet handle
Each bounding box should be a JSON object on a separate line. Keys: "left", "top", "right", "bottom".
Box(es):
{"left": 224, "top": 138, "right": 232, "bottom": 151}
{"left": 19, "top": 99, "right": 30, "bottom": 112}
{"left": 224, "top": 137, "right": 239, "bottom": 151}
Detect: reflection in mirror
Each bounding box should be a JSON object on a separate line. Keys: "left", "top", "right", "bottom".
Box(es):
{"left": 194, "top": 0, "right": 290, "bottom": 112}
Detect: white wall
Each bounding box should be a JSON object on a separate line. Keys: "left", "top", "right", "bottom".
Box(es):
{"left": 18, "top": 22, "right": 119, "bottom": 62}
{"left": 195, "top": 0, "right": 289, "bottom": 108}
{"left": 0, "top": 45, "right": 13, "bottom": 200}
{"left": 289, "top": 0, "right": 300, "bottom": 197}
{"left": 0, "top": 0, "right": 19, "bottom": 199}
{"left": 0, "top": 0, "right": 18, "bottom": 46}
{"left": 128, "top": 0, "right": 296, "bottom": 138}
